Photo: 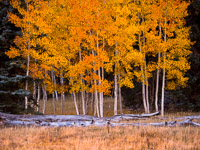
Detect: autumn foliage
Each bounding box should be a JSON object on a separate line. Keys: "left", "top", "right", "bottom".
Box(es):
{"left": 6, "top": 0, "right": 192, "bottom": 116}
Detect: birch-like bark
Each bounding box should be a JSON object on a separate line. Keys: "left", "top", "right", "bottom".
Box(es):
{"left": 92, "top": 59, "right": 100, "bottom": 117}
{"left": 90, "top": 29, "right": 99, "bottom": 117}
{"left": 161, "top": 2, "right": 167, "bottom": 116}
{"left": 118, "top": 74, "right": 122, "bottom": 114}
{"left": 51, "top": 68, "right": 58, "bottom": 101}
{"left": 42, "top": 84, "right": 47, "bottom": 114}
{"left": 91, "top": 92, "right": 94, "bottom": 114}
{"left": 25, "top": 0, "right": 30, "bottom": 110}
{"left": 161, "top": 65, "right": 166, "bottom": 117}
{"left": 86, "top": 92, "right": 89, "bottom": 115}
{"left": 155, "top": 57, "right": 160, "bottom": 112}
{"left": 93, "top": 55, "right": 99, "bottom": 117}
{"left": 98, "top": 68, "right": 103, "bottom": 117}
{"left": 79, "top": 51, "right": 86, "bottom": 115}
{"left": 151, "top": 76, "right": 155, "bottom": 111}
{"left": 73, "top": 93, "right": 79, "bottom": 115}
{"left": 114, "top": 42, "right": 118, "bottom": 115}
{"left": 33, "top": 81, "right": 36, "bottom": 100}
{"left": 155, "top": 24, "right": 162, "bottom": 112}
{"left": 101, "top": 50, "right": 104, "bottom": 114}
{"left": 97, "top": 26, "right": 103, "bottom": 118}
{"left": 70, "top": 76, "right": 79, "bottom": 115}
{"left": 60, "top": 71, "right": 65, "bottom": 114}
{"left": 52, "top": 92, "right": 56, "bottom": 115}
{"left": 142, "top": 15, "right": 150, "bottom": 113}
{"left": 60, "top": 72, "right": 65, "bottom": 102}
{"left": 94, "top": 83, "right": 100, "bottom": 117}
{"left": 138, "top": 13, "right": 148, "bottom": 113}
{"left": 139, "top": 35, "right": 147, "bottom": 113}
{"left": 36, "top": 83, "right": 40, "bottom": 112}
{"left": 51, "top": 69, "right": 56, "bottom": 114}
{"left": 144, "top": 64, "right": 150, "bottom": 113}
{"left": 145, "top": 78, "right": 150, "bottom": 113}
{"left": 25, "top": 61, "right": 30, "bottom": 109}
{"left": 144, "top": 49, "right": 149, "bottom": 113}
{"left": 100, "top": 0, "right": 105, "bottom": 117}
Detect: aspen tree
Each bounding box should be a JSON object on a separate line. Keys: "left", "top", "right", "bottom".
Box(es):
{"left": 7, "top": 0, "right": 192, "bottom": 116}
{"left": 36, "top": 83, "right": 40, "bottom": 112}
{"left": 153, "top": 0, "right": 192, "bottom": 116}
{"left": 6, "top": 0, "right": 40, "bottom": 110}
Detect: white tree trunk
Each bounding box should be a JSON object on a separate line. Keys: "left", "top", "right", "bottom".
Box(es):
{"left": 99, "top": 68, "right": 103, "bottom": 118}
{"left": 101, "top": 67, "right": 104, "bottom": 116}
{"left": 138, "top": 13, "right": 147, "bottom": 113}
{"left": 60, "top": 73, "right": 65, "bottom": 102}
{"left": 94, "top": 82, "right": 100, "bottom": 117}
{"left": 33, "top": 81, "right": 36, "bottom": 100}
{"left": 70, "top": 76, "right": 79, "bottom": 115}
{"left": 60, "top": 72, "right": 65, "bottom": 114}
{"left": 79, "top": 51, "right": 86, "bottom": 115}
{"left": 36, "top": 83, "right": 40, "bottom": 112}
{"left": 155, "top": 23, "right": 162, "bottom": 112}
{"left": 25, "top": 0, "right": 30, "bottom": 110}
{"left": 161, "top": 68, "right": 166, "bottom": 116}
{"left": 142, "top": 15, "right": 149, "bottom": 114}
{"left": 155, "top": 67, "right": 160, "bottom": 112}
{"left": 114, "top": 73, "right": 118, "bottom": 115}
{"left": 161, "top": 2, "right": 167, "bottom": 117}
{"left": 91, "top": 92, "right": 94, "bottom": 114}
{"left": 51, "top": 68, "right": 58, "bottom": 101}
{"left": 139, "top": 35, "right": 147, "bottom": 113}
{"left": 144, "top": 57, "right": 149, "bottom": 113}
{"left": 51, "top": 69, "right": 56, "bottom": 115}
{"left": 25, "top": 58, "right": 30, "bottom": 109}
{"left": 146, "top": 84, "right": 150, "bottom": 113}
{"left": 95, "top": 21, "right": 103, "bottom": 118}
{"left": 53, "top": 92, "right": 56, "bottom": 115}
{"left": 114, "top": 43, "right": 118, "bottom": 115}
{"left": 92, "top": 49, "right": 99, "bottom": 117}
{"left": 86, "top": 92, "right": 89, "bottom": 115}
{"left": 142, "top": 82, "right": 147, "bottom": 113}
{"left": 118, "top": 74, "right": 122, "bottom": 114}
{"left": 89, "top": 29, "right": 99, "bottom": 117}
{"left": 101, "top": 4, "right": 105, "bottom": 117}
{"left": 73, "top": 93, "right": 79, "bottom": 115}
{"left": 42, "top": 84, "right": 47, "bottom": 114}
{"left": 80, "top": 88, "right": 85, "bottom": 114}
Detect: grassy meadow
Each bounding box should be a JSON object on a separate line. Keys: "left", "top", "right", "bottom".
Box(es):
{"left": 0, "top": 96, "right": 200, "bottom": 150}
{"left": 0, "top": 126, "right": 200, "bottom": 150}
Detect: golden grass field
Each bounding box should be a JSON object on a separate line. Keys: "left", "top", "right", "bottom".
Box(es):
{"left": 0, "top": 96, "right": 200, "bottom": 150}
{"left": 0, "top": 126, "right": 200, "bottom": 150}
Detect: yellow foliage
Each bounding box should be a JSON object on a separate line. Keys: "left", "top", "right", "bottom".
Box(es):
{"left": 6, "top": 0, "right": 192, "bottom": 96}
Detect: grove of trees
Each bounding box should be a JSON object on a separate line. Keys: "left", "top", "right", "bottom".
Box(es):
{"left": 2, "top": 0, "right": 194, "bottom": 116}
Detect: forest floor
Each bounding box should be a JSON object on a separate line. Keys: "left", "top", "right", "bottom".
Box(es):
{"left": 38, "top": 95, "right": 200, "bottom": 117}
{"left": 0, "top": 97, "right": 200, "bottom": 150}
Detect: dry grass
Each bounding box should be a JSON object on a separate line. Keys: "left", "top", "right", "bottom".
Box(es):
{"left": 0, "top": 126, "right": 199, "bottom": 150}
{"left": 1, "top": 96, "right": 199, "bottom": 149}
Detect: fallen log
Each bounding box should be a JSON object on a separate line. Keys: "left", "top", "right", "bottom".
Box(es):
{"left": 104, "top": 111, "right": 160, "bottom": 122}
{"left": 0, "top": 112, "right": 98, "bottom": 122}
{"left": 0, "top": 112, "right": 200, "bottom": 127}
{"left": 158, "top": 115, "right": 200, "bottom": 120}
